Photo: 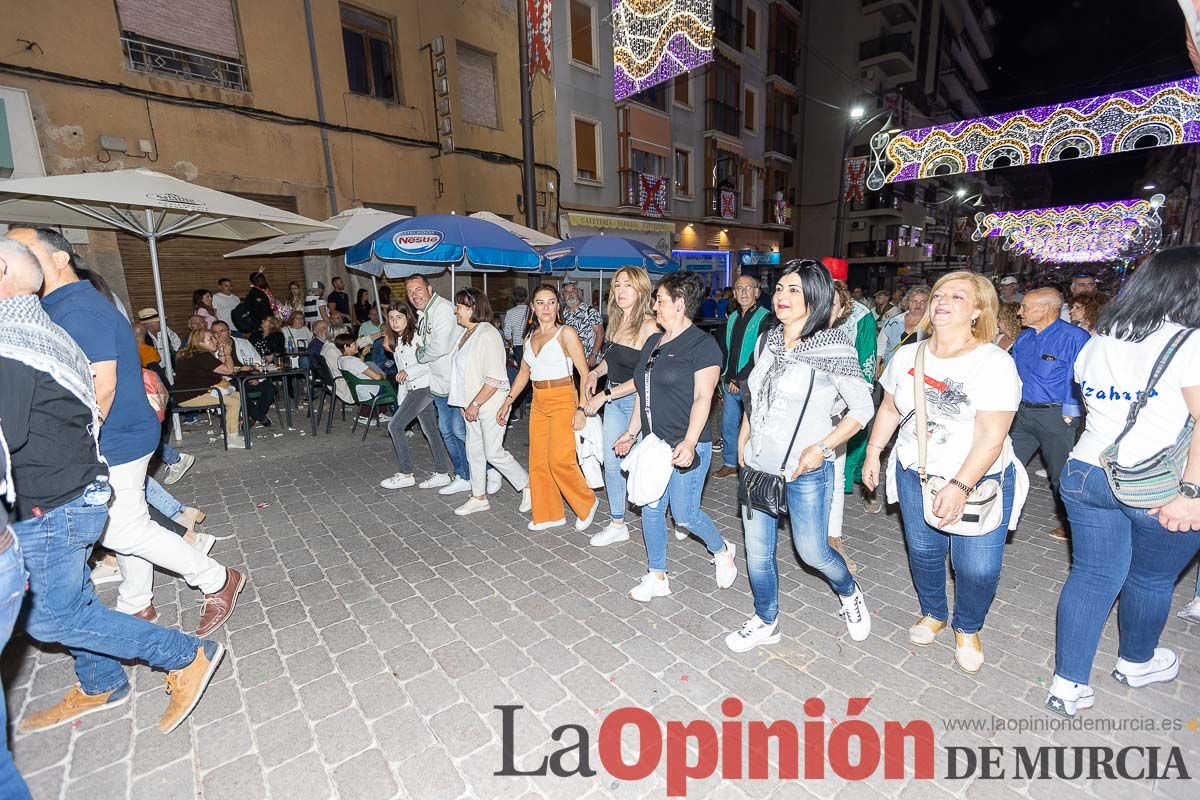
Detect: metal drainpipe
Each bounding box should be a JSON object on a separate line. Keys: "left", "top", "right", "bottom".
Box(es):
{"left": 303, "top": 0, "right": 339, "bottom": 218}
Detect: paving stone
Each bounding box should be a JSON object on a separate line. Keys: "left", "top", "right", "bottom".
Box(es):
{"left": 64, "top": 762, "right": 127, "bottom": 800}
{"left": 331, "top": 748, "right": 400, "bottom": 800}
{"left": 255, "top": 709, "right": 315, "bottom": 768}
{"left": 396, "top": 746, "right": 467, "bottom": 800}
{"left": 130, "top": 757, "right": 196, "bottom": 800}
{"left": 372, "top": 705, "right": 437, "bottom": 763}
{"left": 197, "top": 711, "right": 255, "bottom": 771}
{"left": 267, "top": 752, "right": 334, "bottom": 800}
{"left": 243, "top": 676, "right": 299, "bottom": 725}
{"left": 351, "top": 671, "right": 407, "bottom": 719}
{"left": 201, "top": 752, "right": 266, "bottom": 800}
{"left": 313, "top": 707, "right": 373, "bottom": 764}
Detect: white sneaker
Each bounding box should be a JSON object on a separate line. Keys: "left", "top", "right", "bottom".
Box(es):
{"left": 629, "top": 573, "right": 672, "bottom": 602}
{"left": 712, "top": 543, "right": 737, "bottom": 589}
{"left": 486, "top": 468, "right": 502, "bottom": 495}
{"left": 528, "top": 518, "right": 566, "bottom": 531}
{"left": 381, "top": 472, "right": 416, "bottom": 489}
{"left": 1112, "top": 647, "right": 1179, "bottom": 688}
{"left": 438, "top": 477, "right": 472, "bottom": 495}
{"left": 90, "top": 560, "right": 122, "bottom": 585}
{"left": 1045, "top": 675, "right": 1096, "bottom": 718}
{"left": 1035, "top": 468, "right": 1048, "bottom": 478}
{"left": 1177, "top": 597, "right": 1200, "bottom": 622}
{"left": 725, "top": 616, "right": 781, "bottom": 653}
{"left": 838, "top": 586, "right": 871, "bottom": 642}
{"left": 419, "top": 473, "right": 452, "bottom": 489}
{"left": 519, "top": 487, "right": 532, "bottom": 513}
{"left": 575, "top": 499, "right": 599, "bottom": 532}
{"left": 377, "top": 413, "right": 392, "bottom": 423}
{"left": 162, "top": 453, "right": 195, "bottom": 485}
{"left": 454, "top": 497, "right": 491, "bottom": 516}
{"left": 673, "top": 525, "right": 687, "bottom": 541}
{"left": 589, "top": 521, "right": 630, "bottom": 547}
{"left": 226, "top": 438, "right": 246, "bottom": 450}
{"left": 190, "top": 532, "right": 216, "bottom": 557}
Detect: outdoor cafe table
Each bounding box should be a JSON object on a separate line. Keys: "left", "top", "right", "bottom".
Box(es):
{"left": 229, "top": 364, "right": 314, "bottom": 447}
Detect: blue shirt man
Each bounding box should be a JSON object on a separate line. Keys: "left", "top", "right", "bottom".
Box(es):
{"left": 1010, "top": 288, "right": 1091, "bottom": 510}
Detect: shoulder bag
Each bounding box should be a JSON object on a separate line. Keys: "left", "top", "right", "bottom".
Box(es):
{"left": 913, "top": 342, "right": 1004, "bottom": 536}
{"left": 737, "top": 364, "right": 814, "bottom": 520}
{"left": 1099, "top": 328, "right": 1195, "bottom": 509}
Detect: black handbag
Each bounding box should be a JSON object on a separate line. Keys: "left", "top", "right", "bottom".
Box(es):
{"left": 737, "top": 373, "right": 814, "bottom": 519}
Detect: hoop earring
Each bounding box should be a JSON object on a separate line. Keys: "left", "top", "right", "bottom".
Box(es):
{"left": 971, "top": 318, "right": 978, "bottom": 327}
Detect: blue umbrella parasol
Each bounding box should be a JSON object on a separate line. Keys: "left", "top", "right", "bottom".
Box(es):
{"left": 543, "top": 235, "right": 679, "bottom": 274}
{"left": 344, "top": 214, "right": 547, "bottom": 281}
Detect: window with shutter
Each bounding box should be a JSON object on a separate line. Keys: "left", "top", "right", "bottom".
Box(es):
{"left": 570, "top": 0, "right": 596, "bottom": 67}
{"left": 341, "top": 4, "right": 400, "bottom": 102}
{"left": 574, "top": 117, "right": 600, "bottom": 182}
{"left": 457, "top": 43, "right": 500, "bottom": 129}
{"left": 117, "top": 0, "right": 247, "bottom": 90}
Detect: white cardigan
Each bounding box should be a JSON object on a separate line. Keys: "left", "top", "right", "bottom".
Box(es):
{"left": 451, "top": 323, "right": 509, "bottom": 413}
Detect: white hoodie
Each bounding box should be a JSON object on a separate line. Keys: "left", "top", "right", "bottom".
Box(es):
{"left": 415, "top": 293, "right": 460, "bottom": 397}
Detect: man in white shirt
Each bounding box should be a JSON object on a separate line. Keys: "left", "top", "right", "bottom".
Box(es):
{"left": 136, "top": 308, "right": 180, "bottom": 369}
{"left": 335, "top": 333, "right": 384, "bottom": 425}
{"left": 304, "top": 281, "right": 329, "bottom": 326}
{"left": 212, "top": 277, "right": 240, "bottom": 327}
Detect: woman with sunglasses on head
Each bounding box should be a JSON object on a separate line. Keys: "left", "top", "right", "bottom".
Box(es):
{"left": 612, "top": 271, "right": 737, "bottom": 602}
{"left": 725, "top": 261, "right": 874, "bottom": 652}
{"left": 500, "top": 284, "right": 596, "bottom": 530}
{"left": 582, "top": 267, "right": 660, "bottom": 546}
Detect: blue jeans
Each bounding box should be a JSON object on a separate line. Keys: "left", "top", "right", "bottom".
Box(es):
{"left": 895, "top": 463, "right": 1016, "bottom": 634}
{"left": 720, "top": 386, "right": 744, "bottom": 468}
{"left": 432, "top": 393, "right": 470, "bottom": 480}
{"left": 12, "top": 494, "right": 203, "bottom": 695}
{"left": 1055, "top": 459, "right": 1200, "bottom": 684}
{"left": 146, "top": 477, "right": 182, "bottom": 520}
{"left": 743, "top": 460, "right": 855, "bottom": 624}
{"left": 602, "top": 395, "right": 636, "bottom": 521}
{"left": 0, "top": 535, "right": 31, "bottom": 800}
{"left": 159, "top": 442, "right": 181, "bottom": 465}
{"left": 642, "top": 442, "right": 726, "bottom": 572}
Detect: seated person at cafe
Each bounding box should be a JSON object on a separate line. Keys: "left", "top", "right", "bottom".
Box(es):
{"left": 335, "top": 333, "right": 387, "bottom": 420}
{"left": 250, "top": 315, "right": 287, "bottom": 363}
{"left": 210, "top": 322, "right": 278, "bottom": 424}
{"left": 173, "top": 331, "right": 255, "bottom": 446}
{"left": 283, "top": 313, "right": 312, "bottom": 354}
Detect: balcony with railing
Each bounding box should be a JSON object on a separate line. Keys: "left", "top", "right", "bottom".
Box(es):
{"left": 122, "top": 33, "right": 248, "bottom": 91}
{"left": 847, "top": 239, "right": 896, "bottom": 260}
{"left": 861, "top": 0, "right": 917, "bottom": 24}
{"left": 764, "top": 126, "right": 795, "bottom": 158}
{"left": 858, "top": 32, "right": 915, "bottom": 76}
{"left": 704, "top": 100, "right": 742, "bottom": 138}
{"left": 704, "top": 187, "right": 741, "bottom": 221}
{"left": 618, "top": 169, "right": 670, "bottom": 217}
{"left": 715, "top": 8, "right": 744, "bottom": 50}
{"left": 849, "top": 190, "right": 903, "bottom": 216}
{"left": 768, "top": 49, "right": 798, "bottom": 84}
{"left": 763, "top": 194, "right": 792, "bottom": 227}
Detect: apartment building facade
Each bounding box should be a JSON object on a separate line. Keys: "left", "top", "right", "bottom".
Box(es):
{"left": 553, "top": 0, "right": 803, "bottom": 291}
{"left": 0, "top": 0, "right": 557, "bottom": 321}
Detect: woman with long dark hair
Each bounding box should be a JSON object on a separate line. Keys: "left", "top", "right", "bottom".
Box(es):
{"left": 1044, "top": 247, "right": 1200, "bottom": 717}
{"left": 380, "top": 303, "right": 453, "bottom": 490}
{"left": 192, "top": 289, "right": 218, "bottom": 328}
{"left": 500, "top": 284, "right": 595, "bottom": 530}
{"left": 354, "top": 289, "right": 372, "bottom": 325}
{"left": 725, "top": 261, "right": 874, "bottom": 652}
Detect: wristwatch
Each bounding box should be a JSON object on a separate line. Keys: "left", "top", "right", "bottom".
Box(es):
{"left": 604, "top": 388, "right": 613, "bottom": 400}
{"left": 818, "top": 444, "right": 835, "bottom": 460}
{"left": 1180, "top": 481, "right": 1200, "bottom": 499}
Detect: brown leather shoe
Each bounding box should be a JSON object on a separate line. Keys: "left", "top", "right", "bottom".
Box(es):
{"left": 196, "top": 568, "right": 246, "bottom": 637}
{"left": 159, "top": 642, "right": 225, "bottom": 733}
{"left": 712, "top": 465, "right": 739, "bottom": 479}
{"left": 828, "top": 535, "right": 858, "bottom": 575}
{"left": 132, "top": 604, "right": 158, "bottom": 623}
{"left": 1048, "top": 526, "right": 1069, "bottom": 540}
{"left": 18, "top": 683, "right": 131, "bottom": 733}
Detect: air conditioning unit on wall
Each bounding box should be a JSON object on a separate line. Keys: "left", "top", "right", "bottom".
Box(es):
{"left": 850, "top": 220, "right": 867, "bottom": 232}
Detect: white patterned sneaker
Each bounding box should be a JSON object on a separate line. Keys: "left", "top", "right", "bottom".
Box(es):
{"left": 380, "top": 473, "right": 416, "bottom": 489}
{"left": 1112, "top": 647, "right": 1179, "bottom": 688}
{"left": 629, "top": 573, "right": 671, "bottom": 603}
{"left": 838, "top": 585, "right": 871, "bottom": 642}
{"left": 725, "top": 616, "right": 781, "bottom": 653}
{"left": 1045, "top": 675, "right": 1095, "bottom": 718}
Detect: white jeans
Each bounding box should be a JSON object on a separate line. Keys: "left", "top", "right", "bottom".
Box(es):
{"left": 829, "top": 448, "right": 847, "bottom": 539}
{"left": 465, "top": 416, "right": 528, "bottom": 498}
{"left": 103, "top": 455, "right": 226, "bottom": 613}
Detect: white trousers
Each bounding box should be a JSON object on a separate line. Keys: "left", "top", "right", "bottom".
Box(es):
{"left": 829, "top": 448, "right": 847, "bottom": 539}
{"left": 103, "top": 455, "right": 226, "bottom": 613}
{"left": 465, "top": 416, "right": 529, "bottom": 498}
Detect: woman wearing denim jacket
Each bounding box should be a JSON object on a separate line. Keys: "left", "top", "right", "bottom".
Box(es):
{"left": 724, "top": 260, "right": 875, "bottom": 653}
{"left": 581, "top": 267, "right": 659, "bottom": 547}
{"left": 1044, "top": 247, "right": 1200, "bottom": 718}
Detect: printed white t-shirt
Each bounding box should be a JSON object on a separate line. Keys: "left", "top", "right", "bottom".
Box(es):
{"left": 881, "top": 341, "right": 1022, "bottom": 477}
{"left": 1071, "top": 322, "right": 1200, "bottom": 467}
{"left": 337, "top": 355, "right": 380, "bottom": 400}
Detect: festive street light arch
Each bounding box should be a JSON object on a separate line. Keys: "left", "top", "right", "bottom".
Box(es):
{"left": 612, "top": 0, "right": 714, "bottom": 101}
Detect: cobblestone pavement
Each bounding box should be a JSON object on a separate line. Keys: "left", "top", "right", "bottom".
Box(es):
{"left": 3, "top": 413, "right": 1197, "bottom": 800}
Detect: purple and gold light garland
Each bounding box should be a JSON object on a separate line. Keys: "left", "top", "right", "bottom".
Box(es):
{"left": 612, "top": 0, "right": 713, "bottom": 101}
{"left": 972, "top": 196, "right": 1165, "bottom": 263}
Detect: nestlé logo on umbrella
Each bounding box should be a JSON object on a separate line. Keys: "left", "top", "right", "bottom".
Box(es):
{"left": 543, "top": 247, "right": 573, "bottom": 261}
{"left": 393, "top": 229, "right": 443, "bottom": 255}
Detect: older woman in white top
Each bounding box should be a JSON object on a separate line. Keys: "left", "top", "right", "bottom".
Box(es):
{"left": 1045, "top": 247, "right": 1200, "bottom": 718}
{"left": 500, "top": 284, "right": 597, "bottom": 532}
{"left": 865, "top": 271, "right": 1025, "bottom": 675}
{"left": 449, "top": 288, "right": 530, "bottom": 517}
{"left": 725, "top": 260, "right": 875, "bottom": 653}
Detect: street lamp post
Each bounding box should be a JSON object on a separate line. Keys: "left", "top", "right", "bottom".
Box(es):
{"left": 832, "top": 107, "right": 899, "bottom": 258}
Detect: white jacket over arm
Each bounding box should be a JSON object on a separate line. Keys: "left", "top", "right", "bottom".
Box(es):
{"left": 416, "top": 294, "right": 460, "bottom": 397}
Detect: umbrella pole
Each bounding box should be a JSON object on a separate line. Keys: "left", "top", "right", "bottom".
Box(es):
{"left": 483, "top": 273, "right": 488, "bottom": 297}
{"left": 145, "top": 209, "right": 182, "bottom": 441}
{"left": 451, "top": 266, "right": 456, "bottom": 297}
{"left": 599, "top": 273, "right": 604, "bottom": 309}
{"left": 371, "top": 275, "right": 381, "bottom": 312}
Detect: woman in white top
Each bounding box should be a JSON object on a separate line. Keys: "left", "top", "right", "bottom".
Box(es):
{"left": 379, "top": 303, "right": 452, "bottom": 490}
{"left": 500, "top": 284, "right": 596, "bottom": 531}
{"left": 450, "top": 288, "right": 530, "bottom": 517}
{"left": 1045, "top": 247, "right": 1200, "bottom": 718}
{"left": 725, "top": 260, "right": 875, "bottom": 654}
{"left": 865, "top": 271, "right": 1024, "bottom": 675}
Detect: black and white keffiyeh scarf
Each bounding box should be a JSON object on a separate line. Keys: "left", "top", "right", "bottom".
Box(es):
{"left": 0, "top": 294, "right": 102, "bottom": 457}
{"left": 752, "top": 326, "right": 862, "bottom": 432}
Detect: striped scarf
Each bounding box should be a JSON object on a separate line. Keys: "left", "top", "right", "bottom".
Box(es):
{"left": 752, "top": 326, "right": 862, "bottom": 433}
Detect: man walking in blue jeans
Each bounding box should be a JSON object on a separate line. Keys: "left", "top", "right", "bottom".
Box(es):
{"left": 712, "top": 275, "right": 772, "bottom": 479}
{"left": 0, "top": 427, "right": 31, "bottom": 798}
{"left": 0, "top": 238, "right": 224, "bottom": 736}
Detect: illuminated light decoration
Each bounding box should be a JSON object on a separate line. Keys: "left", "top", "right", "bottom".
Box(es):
{"left": 865, "top": 77, "right": 1200, "bottom": 190}
{"left": 973, "top": 195, "right": 1165, "bottom": 264}
{"left": 612, "top": 0, "right": 714, "bottom": 101}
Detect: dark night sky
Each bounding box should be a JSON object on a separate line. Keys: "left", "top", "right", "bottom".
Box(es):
{"left": 978, "top": 0, "right": 1195, "bottom": 205}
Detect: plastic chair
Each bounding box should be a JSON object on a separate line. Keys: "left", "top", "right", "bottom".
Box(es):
{"left": 309, "top": 354, "right": 346, "bottom": 434}
{"left": 168, "top": 389, "right": 229, "bottom": 451}
{"left": 340, "top": 369, "right": 397, "bottom": 441}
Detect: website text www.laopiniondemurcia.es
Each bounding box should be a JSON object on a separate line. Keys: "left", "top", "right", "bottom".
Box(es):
{"left": 494, "top": 698, "right": 1192, "bottom": 795}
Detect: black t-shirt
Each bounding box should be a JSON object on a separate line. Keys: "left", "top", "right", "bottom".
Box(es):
{"left": 633, "top": 326, "right": 722, "bottom": 447}
{"left": 246, "top": 286, "right": 273, "bottom": 322}
{"left": 0, "top": 357, "right": 107, "bottom": 520}
{"left": 173, "top": 352, "right": 222, "bottom": 399}
{"left": 328, "top": 290, "right": 350, "bottom": 316}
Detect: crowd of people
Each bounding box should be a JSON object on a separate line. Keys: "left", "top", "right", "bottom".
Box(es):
{"left": 1, "top": 220, "right": 1199, "bottom": 796}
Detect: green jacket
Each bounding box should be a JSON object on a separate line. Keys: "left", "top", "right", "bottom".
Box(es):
{"left": 723, "top": 305, "right": 771, "bottom": 380}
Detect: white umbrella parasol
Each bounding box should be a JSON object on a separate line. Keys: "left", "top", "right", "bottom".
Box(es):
{"left": 0, "top": 168, "right": 333, "bottom": 387}
{"left": 468, "top": 211, "right": 560, "bottom": 247}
